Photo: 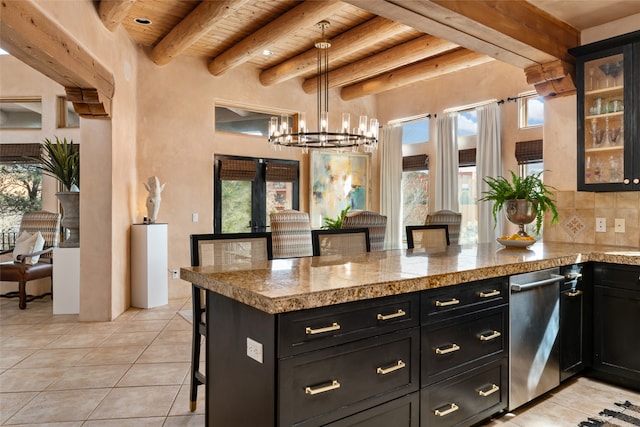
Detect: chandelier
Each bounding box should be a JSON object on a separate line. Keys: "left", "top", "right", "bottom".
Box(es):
{"left": 268, "top": 21, "right": 379, "bottom": 153}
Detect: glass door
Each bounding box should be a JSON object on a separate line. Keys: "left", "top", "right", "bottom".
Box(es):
{"left": 214, "top": 155, "right": 299, "bottom": 233}
{"left": 582, "top": 52, "right": 625, "bottom": 186}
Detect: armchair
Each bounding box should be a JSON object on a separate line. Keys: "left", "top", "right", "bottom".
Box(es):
{"left": 0, "top": 210, "right": 61, "bottom": 309}
{"left": 341, "top": 210, "right": 387, "bottom": 251}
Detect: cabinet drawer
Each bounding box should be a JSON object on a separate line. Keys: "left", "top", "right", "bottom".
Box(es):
{"left": 422, "top": 306, "right": 507, "bottom": 385}
{"left": 321, "top": 392, "right": 419, "bottom": 427}
{"left": 421, "top": 359, "right": 507, "bottom": 427}
{"left": 422, "top": 278, "right": 508, "bottom": 323}
{"left": 278, "top": 293, "right": 419, "bottom": 357}
{"left": 279, "top": 328, "right": 419, "bottom": 427}
{"left": 594, "top": 263, "right": 640, "bottom": 290}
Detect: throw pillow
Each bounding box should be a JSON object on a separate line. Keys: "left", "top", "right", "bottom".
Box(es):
{"left": 12, "top": 231, "right": 45, "bottom": 264}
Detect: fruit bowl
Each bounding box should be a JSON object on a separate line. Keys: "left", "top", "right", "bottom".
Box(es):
{"left": 497, "top": 235, "right": 536, "bottom": 248}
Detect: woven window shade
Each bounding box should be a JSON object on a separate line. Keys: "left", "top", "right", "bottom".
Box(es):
{"left": 0, "top": 143, "right": 41, "bottom": 164}
{"left": 402, "top": 154, "right": 429, "bottom": 171}
{"left": 515, "top": 139, "right": 543, "bottom": 165}
{"left": 219, "top": 159, "right": 256, "bottom": 181}
{"left": 458, "top": 148, "right": 476, "bottom": 167}
{"left": 265, "top": 162, "right": 297, "bottom": 182}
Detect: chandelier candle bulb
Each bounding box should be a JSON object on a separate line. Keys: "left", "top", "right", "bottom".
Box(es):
{"left": 321, "top": 111, "right": 329, "bottom": 133}
{"left": 298, "top": 112, "right": 306, "bottom": 133}
{"left": 359, "top": 115, "right": 367, "bottom": 135}
{"left": 342, "top": 113, "right": 350, "bottom": 133}
{"left": 270, "top": 117, "right": 279, "bottom": 138}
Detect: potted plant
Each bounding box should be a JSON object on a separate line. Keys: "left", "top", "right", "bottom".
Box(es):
{"left": 322, "top": 206, "right": 350, "bottom": 230}
{"left": 479, "top": 170, "right": 558, "bottom": 236}
{"left": 34, "top": 136, "right": 80, "bottom": 247}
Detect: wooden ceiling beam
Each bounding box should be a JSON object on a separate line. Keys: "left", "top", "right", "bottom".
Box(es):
{"left": 1, "top": 0, "right": 114, "bottom": 117}
{"left": 259, "top": 16, "right": 408, "bottom": 86}
{"left": 150, "top": 0, "right": 250, "bottom": 66}
{"left": 340, "top": 48, "right": 494, "bottom": 100}
{"left": 303, "top": 35, "right": 458, "bottom": 93}
{"left": 98, "top": 0, "right": 137, "bottom": 32}
{"left": 343, "top": 0, "right": 579, "bottom": 69}
{"left": 208, "top": 0, "right": 344, "bottom": 76}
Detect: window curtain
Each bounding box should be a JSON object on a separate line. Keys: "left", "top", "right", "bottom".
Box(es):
{"left": 476, "top": 103, "right": 502, "bottom": 243}
{"left": 379, "top": 124, "right": 403, "bottom": 250}
{"left": 434, "top": 113, "right": 459, "bottom": 212}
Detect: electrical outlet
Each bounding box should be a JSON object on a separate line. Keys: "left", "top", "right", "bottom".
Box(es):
{"left": 595, "top": 217, "right": 606, "bottom": 233}
{"left": 247, "top": 337, "right": 263, "bottom": 363}
{"left": 172, "top": 269, "right": 179, "bottom": 279}
{"left": 615, "top": 218, "right": 625, "bottom": 233}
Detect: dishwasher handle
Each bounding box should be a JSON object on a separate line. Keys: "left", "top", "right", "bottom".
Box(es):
{"left": 510, "top": 274, "right": 564, "bottom": 292}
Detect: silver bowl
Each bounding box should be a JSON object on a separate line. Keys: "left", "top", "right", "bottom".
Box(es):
{"left": 504, "top": 199, "right": 536, "bottom": 237}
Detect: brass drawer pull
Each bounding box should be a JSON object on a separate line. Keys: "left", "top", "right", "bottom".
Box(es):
{"left": 479, "top": 330, "right": 502, "bottom": 341}
{"left": 479, "top": 290, "right": 500, "bottom": 298}
{"left": 377, "top": 309, "right": 406, "bottom": 321}
{"left": 376, "top": 360, "right": 406, "bottom": 375}
{"left": 435, "top": 298, "right": 459, "bottom": 307}
{"left": 305, "top": 380, "right": 340, "bottom": 395}
{"left": 434, "top": 403, "right": 459, "bottom": 416}
{"left": 435, "top": 343, "right": 460, "bottom": 355}
{"left": 566, "top": 290, "right": 583, "bottom": 297}
{"left": 305, "top": 322, "right": 340, "bottom": 335}
{"left": 478, "top": 384, "right": 500, "bottom": 397}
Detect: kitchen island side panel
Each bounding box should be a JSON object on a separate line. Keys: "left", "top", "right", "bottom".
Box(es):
{"left": 207, "top": 291, "right": 276, "bottom": 426}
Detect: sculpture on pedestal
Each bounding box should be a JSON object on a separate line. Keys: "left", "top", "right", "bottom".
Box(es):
{"left": 144, "top": 176, "right": 165, "bottom": 224}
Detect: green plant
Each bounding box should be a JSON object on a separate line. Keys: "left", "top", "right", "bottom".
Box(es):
{"left": 479, "top": 170, "right": 558, "bottom": 234}
{"left": 322, "top": 206, "right": 350, "bottom": 230}
{"left": 35, "top": 136, "right": 79, "bottom": 191}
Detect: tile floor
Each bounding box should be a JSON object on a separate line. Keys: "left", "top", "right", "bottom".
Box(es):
{"left": 1, "top": 296, "right": 639, "bottom": 426}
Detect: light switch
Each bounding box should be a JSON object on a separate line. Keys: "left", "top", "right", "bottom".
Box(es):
{"left": 192, "top": 213, "right": 198, "bottom": 223}
{"left": 615, "top": 218, "right": 625, "bottom": 233}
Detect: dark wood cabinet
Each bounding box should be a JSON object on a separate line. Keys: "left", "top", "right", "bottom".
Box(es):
{"left": 592, "top": 263, "right": 640, "bottom": 390}
{"left": 323, "top": 393, "right": 419, "bottom": 427}
{"left": 570, "top": 30, "right": 640, "bottom": 192}
{"left": 559, "top": 264, "right": 593, "bottom": 381}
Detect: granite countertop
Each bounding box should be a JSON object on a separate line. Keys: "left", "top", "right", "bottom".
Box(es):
{"left": 180, "top": 242, "right": 640, "bottom": 314}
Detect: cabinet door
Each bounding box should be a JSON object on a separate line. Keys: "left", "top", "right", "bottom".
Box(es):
{"left": 572, "top": 32, "right": 640, "bottom": 191}
{"left": 593, "top": 284, "right": 640, "bottom": 387}
{"left": 560, "top": 264, "right": 592, "bottom": 381}
{"left": 322, "top": 393, "right": 419, "bottom": 427}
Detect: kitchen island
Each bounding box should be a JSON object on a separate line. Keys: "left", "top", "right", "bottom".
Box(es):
{"left": 180, "top": 242, "right": 639, "bottom": 427}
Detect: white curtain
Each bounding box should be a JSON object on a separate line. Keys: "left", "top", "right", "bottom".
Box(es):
{"left": 476, "top": 103, "right": 503, "bottom": 243}
{"left": 434, "top": 113, "right": 459, "bottom": 212}
{"left": 379, "top": 125, "right": 403, "bottom": 250}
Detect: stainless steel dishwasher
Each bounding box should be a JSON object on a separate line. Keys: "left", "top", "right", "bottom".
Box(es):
{"left": 509, "top": 268, "right": 564, "bottom": 410}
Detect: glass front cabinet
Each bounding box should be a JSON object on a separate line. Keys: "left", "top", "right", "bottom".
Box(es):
{"left": 570, "top": 30, "right": 640, "bottom": 192}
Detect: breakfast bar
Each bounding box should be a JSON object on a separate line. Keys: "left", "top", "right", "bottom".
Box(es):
{"left": 180, "top": 242, "right": 640, "bottom": 427}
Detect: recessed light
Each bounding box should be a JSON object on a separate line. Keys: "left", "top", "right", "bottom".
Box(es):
{"left": 134, "top": 17, "right": 152, "bottom": 25}
{"left": 262, "top": 49, "right": 273, "bottom": 56}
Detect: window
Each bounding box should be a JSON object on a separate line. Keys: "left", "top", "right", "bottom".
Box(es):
{"left": 400, "top": 117, "right": 430, "bottom": 144}
{"left": 215, "top": 105, "right": 292, "bottom": 137}
{"left": 519, "top": 93, "right": 544, "bottom": 128}
{"left": 457, "top": 149, "right": 478, "bottom": 245}
{"left": 402, "top": 154, "right": 429, "bottom": 241}
{"left": 0, "top": 98, "right": 42, "bottom": 129}
{"left": 457, "top": 110, "right": 478, "bottom": 136}
{"left": 57, "top": 97, "right": 80, "bottom": 128}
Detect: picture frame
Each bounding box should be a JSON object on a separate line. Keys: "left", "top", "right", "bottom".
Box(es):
{"left": 309, "top": 150, "right": 371, "bottom": 229}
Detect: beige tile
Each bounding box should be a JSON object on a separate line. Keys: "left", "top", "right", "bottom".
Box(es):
{"left": 47, "top": 364, "right": 130, "bottom": 390}
{"left": 615, "top": 191, "right": 639, "bottom": 209}
{"left": 0, "top": 367, "right": 67, "bottom": 392}
{"left": 5, "top": 388, "right": 109, "bottom": 424}
{"left": 595, "top": 192, "right": 616, "bottom": 209}
{"left": 169, "top": 383, "right": 205, "bottom": 416}
{"left": 117, "top": 362, "right": 189, "bottom": 387}
{"left": 163, "top": 414, "right": 206, "bottom": 426}
{"left": 164, "top": 317, "right": 192, "bottom": 331}
{"left": 137, "top": 343, "right": 191, "bottom": 363}
{"left": 98, "top": 331, "right": 159, "bottom": 347}
{"left": 555, "top": 191, "right": 575, "bottom": 209}
{"left": 46, "top": 333, "right": 111, "bottom": 349}
{"left": 83, "top": 418, "right": 165, "bottom": 426}
{"left": 89, "top": 385, "right": 180, "bottom": 419}
{"left": 113, "top": 319, "right": 169, "bottom": 333}
{"left": 1, "top": 334, "right": 63, "bottom": 349}
{"left": 507, "top": 398, "right": 589, "bottom": 426}
{"left": 14, "top": 348, "right": 90, "bottom": 368}
{"left": 153, "top": 329, "right": 191, "bottom": 345}
{"left": 0, "top": 347, "right": 36, "bottom": 369}
{"left": 0, "top": 391, "right": 38, "bottom": 423}
{"left": 77, "top": 346, "right": 146, "bottom": 365}
{"left": 133, "top": 309, "right": 178, "bottom": 321}
{"left": 574, "top": 191, "right": 595, "bottom": 208}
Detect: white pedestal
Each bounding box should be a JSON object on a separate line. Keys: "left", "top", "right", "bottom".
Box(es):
{"left": 131, "top": 223, "right": 168, "bottom": 308}
{"left": 53, "top": 247, "right": 80, "bottom": 314}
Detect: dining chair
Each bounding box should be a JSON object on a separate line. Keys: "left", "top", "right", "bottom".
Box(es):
{"left": 425, "top": 210, "right": 462, "bottom": 245}
{"left": 188, "top": 232, "right": 272, "bottom": 411}
{"left": 270, "top": 210, "right": 313, "bottom": 258}
{"left": 406, "top": 224, "right": 450, "bottom": 249}
{"left": 311, "top": 228, "right": 370, "bottom": 256}
{"left": 341, "top": 210, "right": 387, "bottom": 251}
{"left": 0, "top": 210, "right": 61, "bottom": 309}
